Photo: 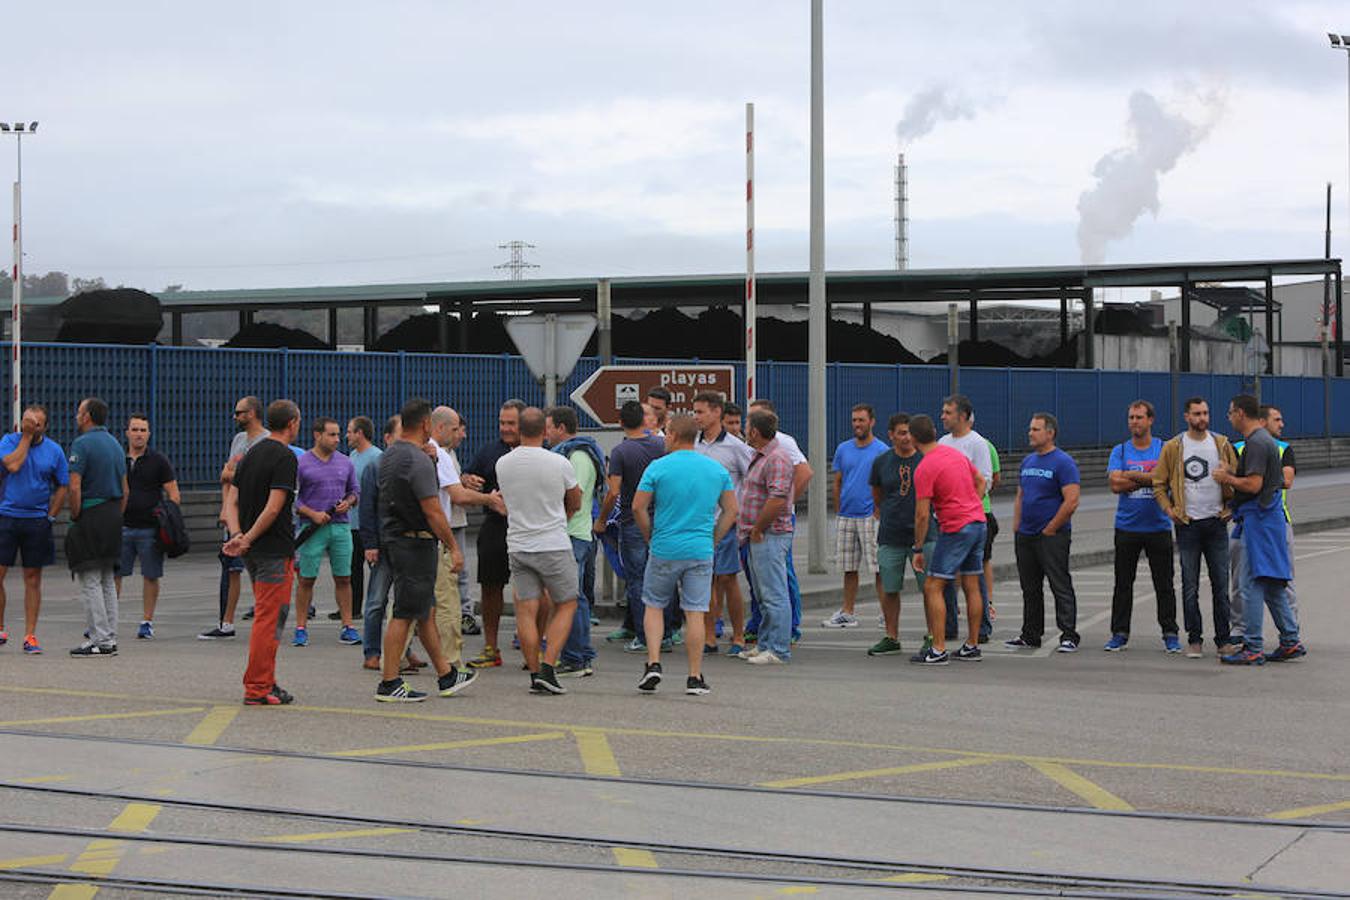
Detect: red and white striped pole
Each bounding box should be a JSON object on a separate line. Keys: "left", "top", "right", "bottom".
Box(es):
{"left": 744, "top": 102, "right": 756, "bottom": 406}
{"left": 11, "top": 142, "right": 21, "bottom": 432}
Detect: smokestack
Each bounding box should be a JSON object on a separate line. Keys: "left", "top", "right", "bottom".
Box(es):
{"left": 895, "top": 153, "right": 909, "bottom": 270}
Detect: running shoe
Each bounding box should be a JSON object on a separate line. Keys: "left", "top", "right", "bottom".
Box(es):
{"left": 326, "top": 610, "right": 342, "bottom": 620}
{"left": 743, "top": 630, "right": 757, "bottom": 643}
{"left": 554, "top": 660, "right": 594, "bottom": 678}
{"left": 685, "top": 675, "right": 711, "bottom": 696}
{"left": 1220, "top": 647, "right": 1266, "bottom": 666}
{"left": 1056, "top": 640, "right": 1078, "bottom": 653}
{"left": 606, "top": 627, "right": 636, "bottom": 643}
{"left": 197, "top": 625, "right": 235, "bottom": 640}
{"left": 461, "top": 613, "right": 482, "bottom": 636}
{"left": 623, "top": 637, "right": 647, "bottom": 653}
{"left": 1264, "top": 642, "right": 1307, "bottom": 663}
{"left": 437, "top": 667, "right": 478, "bottom": 696}
{"left": 910, "top": 647, "right": 949, "bottom": 665}
{"left": 637, "top": 661, "right": 663, "bottom": 692}
{"left": 242, "top": 607, "right": 256, "bottom": 620}
{"left": 1004, "top": 636, "right": 1037, "bottom": 649}
{"left": 137, "top": 622, "right": 154, "bottom": 640}
{"left": 1163, "top": 634, "right": 1182, "bottom": 654}
{"left": 1103, "top": 634, "right": 1128, "bottom": 652}
{"left": 338, "top": 626, "right": 361, "bottom": 645}
{"left": 671, "top": 628, "right": 684, "bottom": 646}
{"left": 1186, "top": 642, "right": 1204, "bottom": 658}
{"left": 821, "top": 610, "right": 859, "bottom": 628}
{"left": 659, "top": 637, "right": 674, "bottom": 653}
{"left": 745, "top": 650, "right": 785, "bottom": 665}
{"left": 867, "top": 636, "right": 903, "bottom": 657}
{"left": 468, "top": 646, "right": 502, "bottom": 668}
{"left": 292, "top": 627, "right": 309, "bottom": 647}
{"left": 1216, "top": 642, "right": 1243, "bottom": 656}
{"left": 954, "top": 643, "right": 982, "bottom": 662}
{"left": 376, "top": 678, "right": 428, "bottom": 702}
{"left": 70, "top": 642, "right": 117, "bottom": 657}
{"left": 725, "top": 643, "right": 746, "bottom": 658}
{"left": 0, "top": 629, "right": 8, "bottom": 646}
{"left": 702, "top": 644, "right": 718, "bottom": 655}
{"left": 22, "top": 634, "right": 41, "bottom": 654}
{"left": 531, "top": 664, "right": 566, "bottom": 695}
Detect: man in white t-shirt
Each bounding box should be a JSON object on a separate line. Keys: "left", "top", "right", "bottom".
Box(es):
{"left": 938, "top": 394, "right": 995, "bottom": 643}
{"left": 746, "top": 399, "right": 812, "bottom": 642}
{"left": 1152, "top": 397, "right": 1239, "bottom": 658}
{"left": 495, "top": 407, "right": 581, "bottom": 696}
{"left": 443, "top": 409, "right": 478, "bottom": 633}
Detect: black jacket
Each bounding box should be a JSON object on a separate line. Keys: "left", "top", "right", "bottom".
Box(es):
{"left": 65, "top": 499, "right": 124, "bottom": 574}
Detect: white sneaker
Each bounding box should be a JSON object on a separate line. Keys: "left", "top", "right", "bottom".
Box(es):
{"left": 741, "top": 647, "right": 762, "bottom": 659}
{"left": 745, "top": 650, "right": 784, "bottom": 665}
{"left": 821, "top": 610, "right": 859, "bottom": 628}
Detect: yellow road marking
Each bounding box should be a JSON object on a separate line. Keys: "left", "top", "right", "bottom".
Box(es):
{"left": 758, "top": 757, "right": 997, "bottom": 789}
{"left": 883, "top": 873, "right": 950, "bottom": 883}
{"left": 261, "top": 827, "right": 415, "bottom": 843}
{"left": 1025, "top": 760, "right": 1133, "bottom": 811}
{"left": 1266, "top": 799, "right": 1350, "bottom": 820}
{"left": 49, "top": 802, "right": 161, "bottom": 899}
{"left": 183, "top": 706, "right": 240, "bottom": 746}
{"left": 612, "top": 847, "right": 660, "bottom": 868}
{"left": 5, "top": 686, "right": 1350, "bottom": 786}
{"left": 777, "top": 888, "right": 818, "bottom": 895}
{"left": 330, "top": 731, "right": 565, "bottom": 758}
{"left": 574, "top": 730, "right": 622, "bottom": 778}
{"left": 0, "top": 854, "right": 68, "bottom": 870}
{"left": 0, "top": 707, "right": 205, "bottom": 728}
{"left": 18, "top": 775, "right": 72, "bottom": 784}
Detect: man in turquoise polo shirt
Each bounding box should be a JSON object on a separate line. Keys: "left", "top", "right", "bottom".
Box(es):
{"left": 66, "top": 397, "right": 129, "bottom": 656}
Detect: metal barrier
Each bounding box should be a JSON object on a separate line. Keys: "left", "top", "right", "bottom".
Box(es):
{"left": 2, "top": 342, "right": 1340, "bottom": 488}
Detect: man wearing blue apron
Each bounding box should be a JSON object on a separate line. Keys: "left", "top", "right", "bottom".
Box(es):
{"left": 1215, "top": 395, "right": 1303, "bottom": 666}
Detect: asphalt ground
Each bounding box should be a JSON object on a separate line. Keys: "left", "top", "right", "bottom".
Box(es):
{"left": 0, "top": 519, "right": 1347, "bottom": 897}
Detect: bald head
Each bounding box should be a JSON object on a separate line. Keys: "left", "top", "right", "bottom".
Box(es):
{"left": 430, "top": 405, "right": 456, "bottom": 447}
{"left": 518, "top": 406, "right": 547, "bottom": 446}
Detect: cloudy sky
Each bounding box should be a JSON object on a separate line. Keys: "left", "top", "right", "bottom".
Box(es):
{"left": 5, "top": 1, "right": 1350, "bottom": 292}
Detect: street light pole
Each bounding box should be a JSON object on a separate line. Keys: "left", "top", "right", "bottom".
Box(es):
{"left": 807, "top": 0, "right": 827, "bottom": 574}
{"left": 1332, "top": 34, "right": 1349, "bottom": 377}
{"left": 0, "top": 121, "right": 38, "bottom": 431}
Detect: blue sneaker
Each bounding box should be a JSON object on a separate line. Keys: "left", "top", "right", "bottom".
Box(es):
{"left": 1163, "top": 634, "right": 1182, "bottom": 654}
{"left": 725, "top": 643, "right": 746, "bottom": 657}
{"left": 339, "top": 626, "right": 361, "bottom": 645}
{"left": 137, "top": 622, "right": 154, "bottom": 640}
{"left": 714, "top": 618, "right": 725, "bottom": 639}
{"left": 1103, "top": 634, "right": 1128, "bottom": 652}
{"left": 660, "top": 637, "right": 674, "bottom": 653}
{"left": 623, "top": 637, "right": 647, "bottom": 653}
{"left": 1220, "top": 647, "right": 1265, "bottom": 666}
{"left": 292, "top": 627, "right": 309, "bottom": 647}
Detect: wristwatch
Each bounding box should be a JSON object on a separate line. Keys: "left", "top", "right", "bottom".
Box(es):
{"left": 911, "top": 545, "right": 923, "bottom": 554}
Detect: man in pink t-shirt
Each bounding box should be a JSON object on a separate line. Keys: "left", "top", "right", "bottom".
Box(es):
{"left": 910, "top": 414, "right": 987, "bottom": 664}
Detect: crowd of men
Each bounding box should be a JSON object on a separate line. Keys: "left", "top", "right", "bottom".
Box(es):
{"left": 0, "top": 385, "right": 1305, "bottom": 706}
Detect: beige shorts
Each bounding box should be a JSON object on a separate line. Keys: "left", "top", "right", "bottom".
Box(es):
{"left": 836, "top": 516, "right": 879, "bottom": 574}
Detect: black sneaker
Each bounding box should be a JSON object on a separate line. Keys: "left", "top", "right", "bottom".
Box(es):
{"left": 461, "top": 613, "right": 482, "bottom": 636}
{"left": 637, "top": 661, "right": 663, "bottom": 692}
{"left": 955, "top": 643, "right": 982, "bottom": 661}
{"left": 1004, "top": 636, "right": 1037, "bottom": 649}
{"left": 70, "top": 642, "right": 116, "bottom": 657}
{"left": 197, "top": 625, "right": 236, "bottom": 640}
{"left": 241, "top": 607, "right": 256, "bottom": 621}
{"left": 437, "top": 667, "right": 478, "bottom": 697}
{"left": 685, "top": 675, "right": 711, "bottom": 695}
{"left": 375, "top": 678, "right": 427, "bottom": 703}
{"left": 910, "top": 647, "right": 949, "bottom": 665}
{"left": 326, "top": 610, "right": 342, "bottom": 621}
{"left": 554, "top": 660, "right": 594, "bottom": 677}
{"left": 531, "top": 664, "right": 567, "bottom": 695}
{"left": 245, "top": 685, "right": 295, "bottom": 706}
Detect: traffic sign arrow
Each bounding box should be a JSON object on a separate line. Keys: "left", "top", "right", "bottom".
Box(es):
{"left": 570, "top": 365, "right": 736, "bottom": 427}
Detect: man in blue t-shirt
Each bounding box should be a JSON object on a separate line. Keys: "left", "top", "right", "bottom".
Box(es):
{"left": 822, "top": 403, "right": 889, "bottom": 629}
{"left": 1007, "top": 412, "right": 1082, "bottom": 652}
{"left": 1105, "top": 400, "right": 1179, "bottom": 653}
{"left": 66, "top": 397, "right": 129, "bottom": 656}
{"left": 0, "top": 404, "right": 70, "bottom": 654}
{"left": 632, "top": 415, "right": 737, "bottom": 695}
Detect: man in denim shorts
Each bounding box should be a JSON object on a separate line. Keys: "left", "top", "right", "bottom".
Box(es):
{"left": 633, "top": 415, "right": 738, "bottom": 695}
{"left": 908, "top": 415, "right": 988, "bottom": 665}
{"left": 116, "top": 413, "right": 180, "bottom": 640}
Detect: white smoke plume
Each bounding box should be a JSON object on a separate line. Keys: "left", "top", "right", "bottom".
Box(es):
{"left": 895, "top": 85, "right": 977, "bottom": 143}
{"left": 1076, "top": 89, "right": 1224, "bottom": 264}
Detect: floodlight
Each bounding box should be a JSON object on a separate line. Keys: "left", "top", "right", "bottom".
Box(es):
{"left": 1332, "top": 33, "right": 1343, "bottom": 46}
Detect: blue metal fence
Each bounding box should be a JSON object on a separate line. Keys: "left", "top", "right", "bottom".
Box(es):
{"left": 1, "top": 342, "right": 1341, "bottom": 488}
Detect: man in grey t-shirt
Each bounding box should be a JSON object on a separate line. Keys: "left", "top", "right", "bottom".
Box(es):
{"left": 201, "top": 396, "right": 268, "bottom": 640}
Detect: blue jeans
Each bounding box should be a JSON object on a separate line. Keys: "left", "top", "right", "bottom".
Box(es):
{"left": 1176, "top": 517, "right": 1231, "bottom": 647}
{"left": 745, "top": 536, "right": 802, "bottom": 636}
{"left": 1237, "top": 528, "right": 1299, "bottom": 653}
{"left": 746, "top": 531, "right": 793, "bottom": 659}
{"left": 562, "top": 537, "right": 597, "bottom": 665}
{"left": 362, "top": 556, "right": 393, "bottom": 659}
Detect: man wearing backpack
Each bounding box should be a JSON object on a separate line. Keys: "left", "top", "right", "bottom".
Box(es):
{"left": 115, "top": 413, "right": 181, "bottom": 640}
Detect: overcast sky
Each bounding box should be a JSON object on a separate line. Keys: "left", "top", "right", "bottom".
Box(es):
{"left": 5, "top": 1, "right": 1350, "bottom": 293}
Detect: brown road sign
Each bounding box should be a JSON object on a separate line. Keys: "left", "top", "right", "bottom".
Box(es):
{"left": 570, "top": 365, "right": 736, "bottom": 427}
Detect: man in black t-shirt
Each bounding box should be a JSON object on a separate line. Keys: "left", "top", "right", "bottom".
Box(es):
{"left": 223, "top": 400, "right": 301, "bottom": 706}
{"left": 374, "top": 398, "right": 477, "bottom": 702}
{"left": 867, "top": 413, "right": 925, "bottom": 657}
{"left": 462, "top": 398, "right": 523, "bottom": 668}
{"left": 115, "top": 413, "right": 180, "bottom": 640}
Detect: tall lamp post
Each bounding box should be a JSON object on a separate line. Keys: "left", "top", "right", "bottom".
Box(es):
{"left": 1330, "top": 35, "right": 1348, "bottom": 377}
{"left": 0, "top": 121, "right": 38, "bottom": 430}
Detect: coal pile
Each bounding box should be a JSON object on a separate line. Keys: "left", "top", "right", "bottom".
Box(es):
{"left": 56, "top": 289, "right": 163, "bottom": 344}
{"left": 372, "top": 311, "right": 515, "bottom": 353}
{"left": 929, "top": 337, "right": 1079, "bottom": 368}
{"left": 224, "top": 322, "right": 328, "bottom": 350}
